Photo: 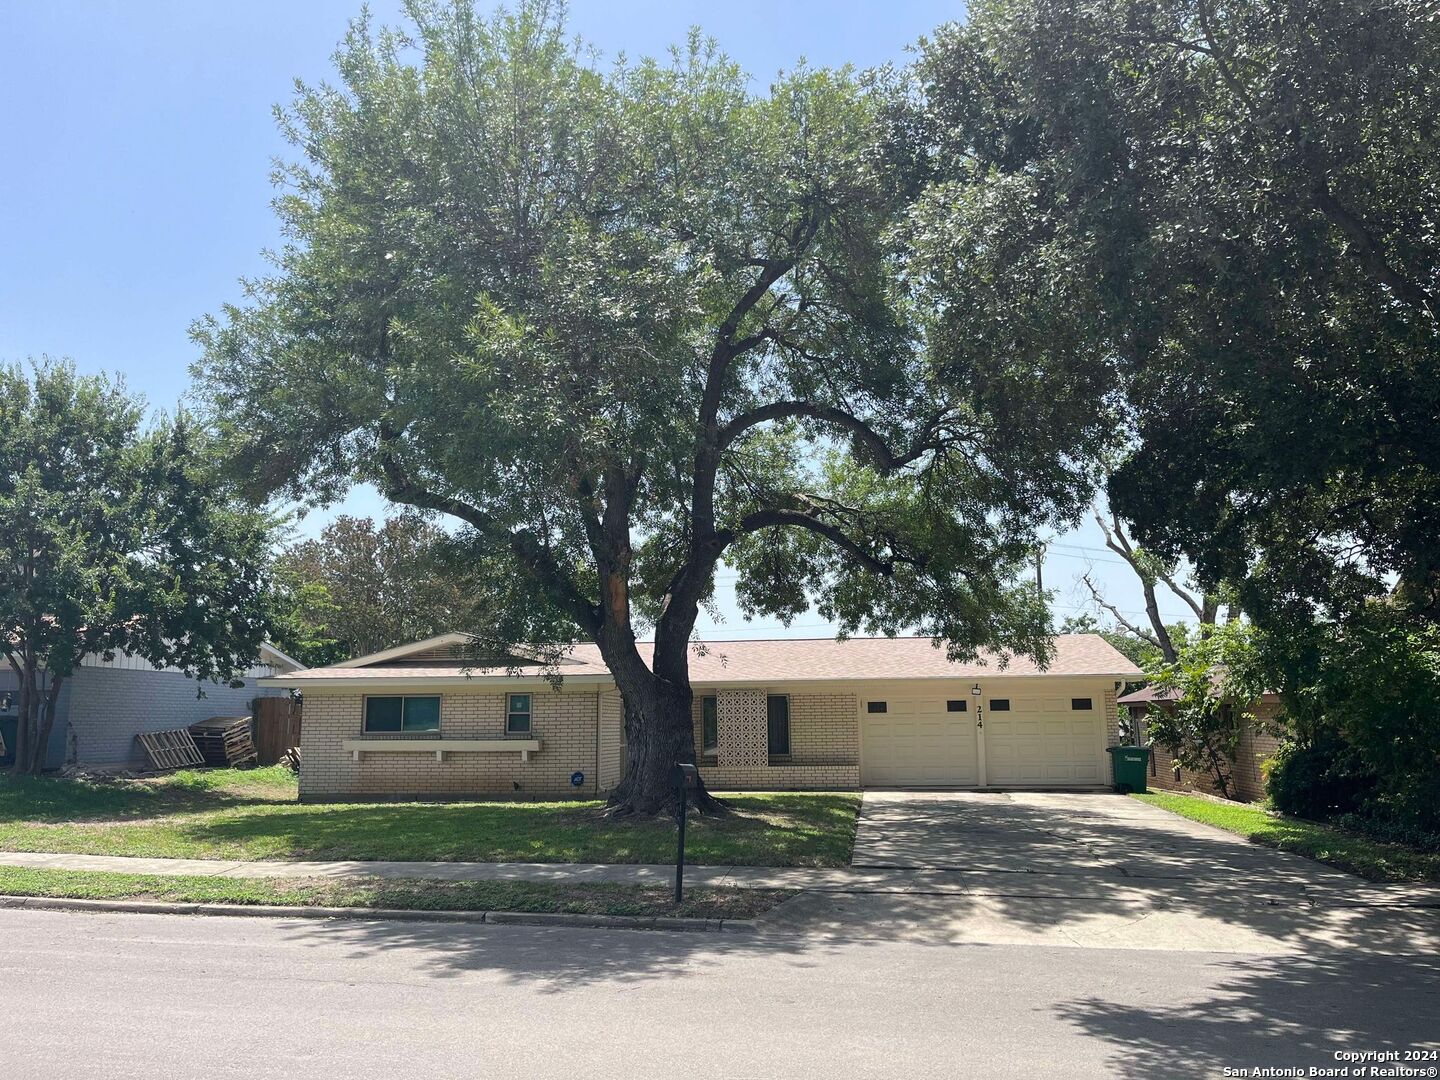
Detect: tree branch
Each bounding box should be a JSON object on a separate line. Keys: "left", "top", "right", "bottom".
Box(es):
{"left": 376, "top": 426, "right": 601, "bottom": 635}
{"left": 724, "top": 501, "right": 923, "bottom": 578}
{"left": 718, "top": 399, "right": 947, "bottom": 472}
{"left": 1310, "top": 181, "right": 1438, "bottom": 322}
{"left": 1094, "top": 512, "right": 1180, "bottom": 662}
{"left": 1083, "top": 571, "right": 1163, "bottom": 650}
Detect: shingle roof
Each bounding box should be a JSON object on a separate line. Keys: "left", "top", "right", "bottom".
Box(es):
{"left": 273, "top": 633, "right": 1140, "bottom": 685}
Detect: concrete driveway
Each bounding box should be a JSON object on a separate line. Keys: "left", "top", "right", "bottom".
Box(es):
{"left": 758, "top": 791, "right": 1440, "bottom": 954}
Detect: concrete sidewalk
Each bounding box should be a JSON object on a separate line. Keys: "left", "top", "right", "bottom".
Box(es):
{"left": 0, "top": 850, "right": 857, "bottom": 889}
{"left": 2, "top": 849, "right": 1436, "bottom": 907}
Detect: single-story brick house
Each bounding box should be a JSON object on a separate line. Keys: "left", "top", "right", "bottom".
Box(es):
{"left": 262, "top": 633, "right": 1141, "bottom": 801}
{"left": 1118, "top": 684, "right": 1284, "bottom": 803}
{"left": 0, "top": 643, "right": 302, "bottom": 771}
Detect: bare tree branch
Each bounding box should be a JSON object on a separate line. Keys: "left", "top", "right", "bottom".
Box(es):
{"left": 1083, "top": 571, "right": 1163, "bottom": 650}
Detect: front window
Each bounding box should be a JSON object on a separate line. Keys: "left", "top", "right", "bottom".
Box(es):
{"left": 767, "top": 694, "right": 790, "bottom": 757}
{"left": 507, "top": 693, "right": 532, "bottom": 734}
{"left": 364, "top": 695, "right": 440, "bottom": 733}
{"left": 701, "top": 696, "right": 718, "bottom": 754}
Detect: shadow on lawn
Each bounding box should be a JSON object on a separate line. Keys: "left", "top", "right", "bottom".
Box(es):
{"left": 171, "top": 794, "right": 857, "bottom": 865}
{"left": 0, "top": 771, "right": 294, "bottom": 823}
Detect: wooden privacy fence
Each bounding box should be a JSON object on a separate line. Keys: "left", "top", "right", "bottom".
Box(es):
{"left": 251, "top": 696, "right": 302, "bottom": 765}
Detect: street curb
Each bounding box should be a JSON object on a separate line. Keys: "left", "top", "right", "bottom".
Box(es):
{"left": 0, "top": 894, "right": 758, "bottom": 933}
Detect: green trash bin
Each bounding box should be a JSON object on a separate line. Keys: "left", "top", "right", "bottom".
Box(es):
{"left": 1106, "top": 745, "right": 1152, "bottom": 794}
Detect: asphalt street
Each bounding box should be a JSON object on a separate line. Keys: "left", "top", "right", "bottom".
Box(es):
{"left": 2, "top": 907, "right": 1435, "bottom": 1080}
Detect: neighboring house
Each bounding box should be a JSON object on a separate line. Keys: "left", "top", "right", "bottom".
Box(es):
{"left": 1117, "top": 685, "right": 1283, "bottom": 803}
{"left": 0, "top": 643, "right": 303, "bottom": 771}
{"left": 261, "top": 633, "right": 1141, "bottom": 802}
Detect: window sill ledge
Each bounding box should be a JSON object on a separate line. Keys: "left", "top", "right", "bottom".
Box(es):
{"left": 342, "top": 738, "right": 543, "bottom": 763}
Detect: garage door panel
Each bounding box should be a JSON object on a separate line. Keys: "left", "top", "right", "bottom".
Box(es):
{"left": 982, "top": 701, "right": 1104, "bottom": 787}
{"left": 862, "top": 696, "right": 978, "bottom": 786}
{"left": 861, "top": 691, "right": 1106, "bottom": 788}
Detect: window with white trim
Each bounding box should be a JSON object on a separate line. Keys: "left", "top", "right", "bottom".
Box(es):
{"left": 506, "top": 693, "right": 532, "bottom": 734}
{"left": 364, "top": 695, "right": 440, "bottom": 733}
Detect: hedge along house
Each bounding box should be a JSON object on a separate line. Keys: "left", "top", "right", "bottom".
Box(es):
{"left": 263, "top": 633, "right": 1141, "bottom": 801}
{"left": 0, "top": 643, "right": 303, "bottom": 772}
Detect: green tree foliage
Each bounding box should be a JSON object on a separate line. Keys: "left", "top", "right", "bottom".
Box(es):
{"left": 0, "top": 362, "right": 276, "bottom": 774}
{"left": 911, "top": 0, "right": 1440, "bottom": 630}
{"left": 1145, "top": 622, "right": 1268, "bottom": 799}
{"left": 273, "top": 515, "right": 480, "bottom": 665}
{"left": 910, "top": 0, "right": 1439, "bottom": 825}
{"left": 194, "top": 0, "right": 1114, "bottom": 813}
{"left": 1265, "top": 609, "right": 1440, "bottom": 834}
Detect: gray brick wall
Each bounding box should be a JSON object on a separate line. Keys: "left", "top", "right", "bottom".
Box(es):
{"left": 64, "top": 665, "right": 283, "bottom": 768}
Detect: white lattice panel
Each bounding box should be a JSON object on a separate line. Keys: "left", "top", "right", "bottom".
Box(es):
{"left": 717, "top": 688, "right": 767, "bottom": 767}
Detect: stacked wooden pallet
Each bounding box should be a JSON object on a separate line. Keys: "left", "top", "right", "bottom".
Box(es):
{"left": 136, "top": 729, "right": 206, "bottom": 770}
{"left": 188, "top": 715, "right": 258, "bottom": 768}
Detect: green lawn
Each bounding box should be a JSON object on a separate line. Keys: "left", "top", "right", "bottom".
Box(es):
{"left": 0, "top": 769, "right": 859, "bottom": 867}
{"left": 1133, "top": 791, "right": 1440, "bottom": 883}
{"left": 0, "top": 866, "right": 788, "bottom": 919}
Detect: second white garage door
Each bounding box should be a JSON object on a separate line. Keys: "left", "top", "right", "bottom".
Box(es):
{"left": 983, "top": 695, "right": 1105, "bottom": 786}
{"left": 860, "top": 692, "right": 1104, "bottom": 787}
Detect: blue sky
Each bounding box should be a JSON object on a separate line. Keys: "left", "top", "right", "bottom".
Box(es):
{"left": 0, "top": 0, "right": 1193, "bottom": 639}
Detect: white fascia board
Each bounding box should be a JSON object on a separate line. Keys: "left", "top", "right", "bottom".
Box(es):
{"left": 332, "top": 632, "right": 475, "bottom": 668}
{"left": 258, "top": 673, "right": 617, "bottom": 690}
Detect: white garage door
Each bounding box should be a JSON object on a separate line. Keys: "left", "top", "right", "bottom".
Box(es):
{"left": 861, "top": 696, "right": 979, "bottom": 786}
{"left": 982, "top": 695, "right": 1104, "bottom": 787}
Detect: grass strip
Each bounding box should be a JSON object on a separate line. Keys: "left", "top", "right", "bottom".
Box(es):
{"left": 1133, "top": 792, "right": 1440, "bottom": 883}
{"left": 0, "top": 771, "right": 860, "bottom": 867}
{"left": 0, "top": 866, "right": 791, "bottom": 918}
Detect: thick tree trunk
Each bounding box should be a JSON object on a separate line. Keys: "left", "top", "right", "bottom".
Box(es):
{"left": 600, "top": 627, "right": 726, "bottom": 817}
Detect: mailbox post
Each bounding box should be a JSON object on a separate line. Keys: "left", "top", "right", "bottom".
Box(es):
{"left": 670, "top": 763, "right": 701, "bottom": 905}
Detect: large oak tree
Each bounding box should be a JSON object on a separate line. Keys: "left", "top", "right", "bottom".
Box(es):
{"left": 196, "top": 0, "right": 1114, "bottom": 814}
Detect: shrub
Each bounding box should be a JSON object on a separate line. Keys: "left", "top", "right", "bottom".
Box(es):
{"left": 1265, "top": 733, "right": 1377, "bottom": 821}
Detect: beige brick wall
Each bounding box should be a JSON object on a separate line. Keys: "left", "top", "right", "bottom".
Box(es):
{"left": 1104, "top": 685, "right": 1120, "bottom": 748}
{"left": 299, "top": 687, "right": 603, "bottom": 801}
{"left": 598, "top": 690, "right": 625, "bottom": 792}
{"left": 1141, "top": 699, "right": 1283, "bottom": 803}
{"left": 691, "top": 689, "right": 859, "bottom": 789}
{"left": 698, "top": 763, "right": 860, "bottom": 790}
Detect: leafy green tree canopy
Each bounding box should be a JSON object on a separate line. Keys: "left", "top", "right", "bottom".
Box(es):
{"left": 273, "top": 514, "right": 482, "bottom": 665}
{"left": 195, "top": 0, "right": 1114, "bottom": 813}
{"left": 0, "top": 362, "right": 276, "bottom": 774}
{"left": 910, "top": 0, "right": 1440, "bottom": 632}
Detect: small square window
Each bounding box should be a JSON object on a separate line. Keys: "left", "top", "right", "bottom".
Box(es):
{"left": 507, "top": 693, "right": 532, "bottom": 734}
{"left": 946, "top": 699, "right": 967, "bottom": 713}
{"left": 701, "top": 696, "right": 718, "bottom": 754}
{"left": 1071, "top": 697, "right": 1093, "bottom": 711}
{"left": 866, "top": 701, "right": 888, "bottom": 714}
{"left": 989, "top": 699, "right": 1011, "bottom": 711}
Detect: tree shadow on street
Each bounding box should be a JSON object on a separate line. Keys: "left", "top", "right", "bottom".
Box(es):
{"left": 1053, "top": 949, "right": 1440, "bottom": 1080}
